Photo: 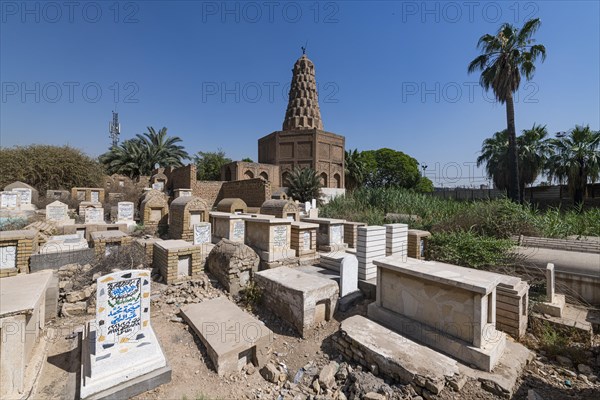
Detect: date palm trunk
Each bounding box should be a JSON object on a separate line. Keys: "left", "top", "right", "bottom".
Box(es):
{"left": 505, "top": 93, "right": 521, "bottom": 203}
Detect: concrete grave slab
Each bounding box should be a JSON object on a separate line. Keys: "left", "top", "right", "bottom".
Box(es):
{"left": 254, "top": 267, "right": 339, "bottom": 337}
{"left": 181, "top": 297, "right": 273, "bottom": 376}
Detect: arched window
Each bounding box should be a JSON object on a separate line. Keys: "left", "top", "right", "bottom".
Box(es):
{"left": 244, "top": 170, "right": 254, "bottom": 179}
{"left": 320, "top": 172, "right": 328, "bottom": 187}
{"left": 259, "top": 171, "right": 269, "bottom": 181}
{"left": 282, "top": 172, "right": 291, "bottom": 186}
{"left": 333, "top": 173, "right": 341, "bottom": 188}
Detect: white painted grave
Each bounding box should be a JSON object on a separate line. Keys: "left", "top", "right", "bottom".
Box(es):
{"left": 81, "top": 270, "right": 169, "bottom": 398}
{"left": 340, "top": 255, "right": 359, "bottom": 297}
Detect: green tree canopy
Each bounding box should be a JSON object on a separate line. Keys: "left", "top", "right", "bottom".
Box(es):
{"left": 345, "top": 149, "right": 366, "bottom": 192}
{"left": 477, "top": 124, "right": 552, "bottom": 201}
{"left": 194, "top": 149, "right": 231, "bottom": 181}
{"left": 547, "top": 125, "right": 600, "bottom": 204}
{"left": 0, "top": 145, "right": 104, "bottom": 192}
{"left": 99, "top": 126, "right": 189, "bottom": 180}
{"left": 468, "top": 18, "right": 546, "bottom": 202}
{"left": 361, "top": 148, "right": 420, "bottom": 189}
{"left": 285, "top": 167, "right": 322, "bottom": 203}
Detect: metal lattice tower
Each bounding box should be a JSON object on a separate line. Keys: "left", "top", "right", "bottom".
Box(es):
{"left": 109, "top": 111, "right": 120, "bottom": 147}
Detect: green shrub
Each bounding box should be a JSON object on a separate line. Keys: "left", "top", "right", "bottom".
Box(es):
{"left": 426, "top": 230, "right": 515, "bottom": 269}
{"left": 432, "top": 199, "right": 540, "bottom": 238}
{"left": 0, "top": 145, "right": 104, "bottom": 192}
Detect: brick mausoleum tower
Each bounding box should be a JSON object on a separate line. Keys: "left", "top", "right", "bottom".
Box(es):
{"left": 258, "top": 53, "right": 345, "bottom": 193}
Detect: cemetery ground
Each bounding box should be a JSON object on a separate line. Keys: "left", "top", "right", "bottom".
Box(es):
{"left": 28, "top": 253, "right": 600, "bottom": 400}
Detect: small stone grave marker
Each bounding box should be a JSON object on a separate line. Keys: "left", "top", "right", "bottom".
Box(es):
{"left": 231, "top": 220, "right": 245, "bottom": 241}
{"left": 273, "top": 225, "right": 288, "bottom": 248}
{"left": 117, "top": 202, "right": 134, "bottom": 222}
{"left": 0, "top": 192, "right": 19, "bottom": 209}
{"left": 193, "top": 223, "right": 211, "bottom": 245}
{"left": 46, "top": 200, "right": 68, "bottom": 222}
{"left": 12, "top": 188, "right": 32, "bottom": 205}
{"left": 85, "top": 207, "right": 104, "bottom": 224}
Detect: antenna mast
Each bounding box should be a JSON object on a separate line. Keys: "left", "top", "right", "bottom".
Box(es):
{"left": 109, "top": 111, "right": 120, "bottom": 147}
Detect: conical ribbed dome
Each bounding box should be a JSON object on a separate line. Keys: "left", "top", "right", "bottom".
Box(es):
{"left": 282, "top": 54, "right": 323, "bottom": 131}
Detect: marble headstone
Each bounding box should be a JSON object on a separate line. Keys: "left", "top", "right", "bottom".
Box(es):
{"left": 0, "top": 192, "right": 19, "bottom": 209}
{"left": 85, "top": 207, "right": 104, "bottom": 224}
{"left": 46, "top": 200, "right": 68, "bottom": 222}
{"left": 193, "top": 222, "right": 212, "bottom": 245}
{"left": 12, "top": 188, "right": 32, "bottom": 205}
{"left": 117, "top": 202, "right": 134, "bottom": 222}
{"left": 340, "top": 255, "right": 359, "bottom": 297}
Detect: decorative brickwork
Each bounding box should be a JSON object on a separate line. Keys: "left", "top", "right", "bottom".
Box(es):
{"left": 139, "top": 189, "right": 169, "bottom": 234}
{"left": 220, "top": 161, "right": 281, "bottom": 187}
{"left": 169, "top": 196, "right": 210, "bottom": 241}
{"left": 216, "top": 198, "right": 247, "bottom": 214}
{"left": 282, "top": 54, "right": 323, "bottom": 131}
{"left": 260, "top": 199, "right": 300, "bottom": 221}
{"left": 290, "top": 221, "right": 318, "bottom": 263}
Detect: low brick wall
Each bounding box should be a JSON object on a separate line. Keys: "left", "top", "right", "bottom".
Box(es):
{"left": 91, "top": 234, "right": 133, "bottom": 257}
{"left": 515, "top": 235, "right": 600, "bottom": 254}
{"left": 344, "top": 222, "right": 366, "bottom": 249}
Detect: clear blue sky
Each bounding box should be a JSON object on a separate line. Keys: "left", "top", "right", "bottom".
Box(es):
{"left": 1, "top": 1, "right": 599, "bottom": 187}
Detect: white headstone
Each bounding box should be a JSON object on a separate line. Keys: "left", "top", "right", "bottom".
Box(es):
{"left": 46, "top": 200, "right": 68, "bottom": 222}
{"left": 340, "top": 255, "right": 359, "bottom": 297}
{"left": 95, "top": 270, "right": 152, "bottom": 352}
{"left": 85, "top": 207, "right": 104, "bottom": 224}
{"left": 193, "top": 223, "right": 212, "bottom": 245}
{"left": 152, "top": 182, "right": 164, "bottom": 191}
{"left": 546, "top": 263, "right": 555, "bottom": 302}
{"left": 12, "top": 188, "right": 32, "bottom": 205}
{"left": 90, "top": 191, "right": 100, "bottom": 203}
{"left": 304, "top": 201, "right": 311, "bottom": 213}
{"left": 330, "top": 225, "right": 343, "bottom": 244}
{"left": 302, "top": 231, "right": 311, "bottom": 250}
{"left": 117, "top": 202, "right": 134, "bottom": 222}
{"left": 0, "top": 245, "right": 17, "bottom": 270}
{"left": 311, "top": 199, "right": 317, "bottom": 209}
{"left": 0, "top": 191, "right": 19, "bottom": 209}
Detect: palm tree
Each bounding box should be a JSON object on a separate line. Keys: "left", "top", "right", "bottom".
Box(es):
{"left": 468, "top": 18, "right": 546, "bottom": 202}
{"left": 136, "top": 127, "right": 189, "bottom": 168}
{"left": 285, "top": 167, "right": 322, "bottom": 204}
{"left": 518, "top": 124, "right": 553, "bottom": 201}
{"left": 344, "top": 149, "right": 365, "bottom": 191}
{"left": 547, "top": 125, "right": 600, "bottom": 204}
{"left": 477, "top": 124, "right": 552, "bottom": 201}
{"left": 477, "top": 130, "right": 510, "bottom": 192}
{"left": 99, "top": 126, "right": 189, "bottom": 180}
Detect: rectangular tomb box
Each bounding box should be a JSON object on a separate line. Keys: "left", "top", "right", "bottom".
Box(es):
{"left": 244, "top": 216, "right": 295, "bottom": 264}
{"left": 153, "top": 240, "right": 205, "bottom": 284}
{"left": 193, "top": 223, "right": 212, "bottom": 245}
{"left": 81, "top": 270, "right": 170, "bottom": 399}
{"left": 117, "top": 202, "right": 134, "bottom": 222}
{"left": 290, "top": 221, "right": 318, "bottom": 262}
{"left": 302, "top": 217, "right": 348, "bottom": 252}
{"left": 210, "top": 212, "right": 246, "bottom": 243}
{"left": 85, "top": 207, "right": 105, "bottom": 224}
{"left": 0, "top": 192, "right": 20, "bottom": 210}
{"left": 368, "top": 256, "right": 507, "bottom": 371}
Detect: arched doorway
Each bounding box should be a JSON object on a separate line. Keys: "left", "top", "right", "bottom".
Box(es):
{"left": 320, "top": 172, "right": 328, "bottom": 187}
{"left": 333, "top": 173, "right": 341, "bottom": 188}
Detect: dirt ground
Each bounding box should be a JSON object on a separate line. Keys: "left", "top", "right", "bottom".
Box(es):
{"left": 30, "top": 273, "right": 600, "bottom": 400}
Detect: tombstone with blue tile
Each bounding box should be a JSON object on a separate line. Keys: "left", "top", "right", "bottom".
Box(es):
{"left": 80, "top": 270, "right": 171, "bottom": 399}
